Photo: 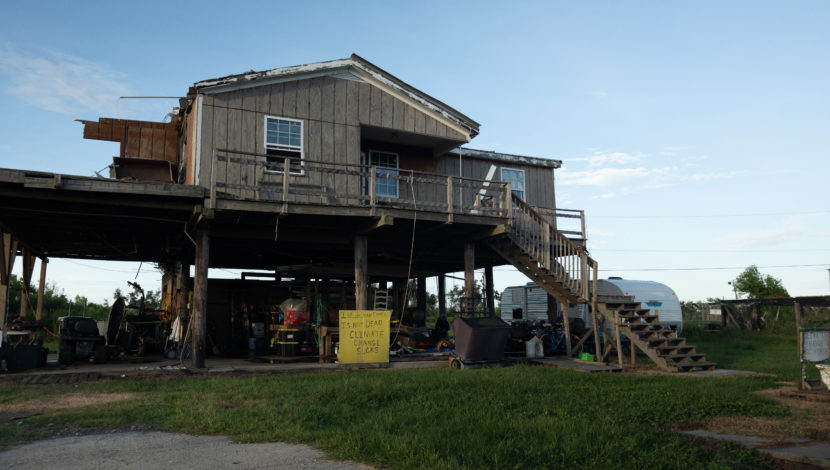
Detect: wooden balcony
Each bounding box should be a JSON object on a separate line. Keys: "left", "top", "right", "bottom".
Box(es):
{"left": 206, "top": 149, "right": 513, "bottom": 225}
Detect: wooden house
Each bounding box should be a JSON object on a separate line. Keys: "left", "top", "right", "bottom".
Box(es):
{"left": 1, "top": 55, "right": 601, "bottom": 367}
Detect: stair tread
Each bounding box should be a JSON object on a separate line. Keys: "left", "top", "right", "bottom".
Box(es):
{"left": 674, "top": 361, "right": 717, "bottom": 370}
{"left": 663, "top": 353, "right": 706, "bottom": 360}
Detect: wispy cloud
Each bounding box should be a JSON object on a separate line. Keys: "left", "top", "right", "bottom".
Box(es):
{"left": 559, "top": 166, "right": 676, "bottom": 189}
{"left": 570, "top": 151, "right": 643, "bottom": 168}
{"left": 716, "top": 219, "right": 806, "bottom": 250}
{"left": 0, "top": 47, "right": 130, "bottom": 115}
{"left": 687, "top": 171, "right": 742, "bottom": 181}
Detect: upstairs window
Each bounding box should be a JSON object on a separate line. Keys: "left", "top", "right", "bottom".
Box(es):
{"left": 265, "top": 116, "right": 304, "bottom": 174}
{"left": 369, "top": 151, "right": 399, "bottom": 198}
{"left": 501, "top": 167, "right": 525, "bottom": 200}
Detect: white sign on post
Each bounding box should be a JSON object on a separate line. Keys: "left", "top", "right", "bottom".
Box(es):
{"left": 802, "top": 329, "right": 830, "bottom": 362}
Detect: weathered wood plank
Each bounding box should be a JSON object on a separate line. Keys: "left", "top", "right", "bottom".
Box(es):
{"left": 227, "top": 90, "right": 242, "bottom": 109}
{"left": 393, "top": 98, "right": 404, "bottom": 130}
{"left": 139, "top": 127, "right": 154, "bottom": 159}
{"left": 414, "top": 109, "right": 426, "bottom": 134}
{"left": 295, "top": 80, "right": 309, "bottom": 119}
{"left": 241, "top": 110, "right": 257, "bottom": 199}
{"left": 346, "top": 81, "right": 359, "bottom": 125}
{"left": 404, "top": 104, "right": 416, "bottom": 132}
{"left": 213, "top": 105, "right": 228, "bottom": 193}
{"left": 226, "top": 107, "right": 243, "bottom": 197}
{"left": 358, "top": 82, "right": 370, "bottom": 124}
{"left": 199, "top": 104, "right": 214, "bottom": 185}
{"left": 370, "top": 86, "right": 382, "bottom": 126}
{"left": 309, "top": 77, "right": 322, "bottom": 121}
{"left": 269, "top": 82, "right": 283, "bottom": 115}
{"left": 282, "top": 81, "right": 297, "bottom": 117}
{"left": 322, "top": 121, "right": 335, "bottom": 197}
{"left": 306, "top": 119, "right": 322, "bottom": 204}
{"left": 151, "top": 127, "right": 165, "bottom": 161}
{"left": 333, "top": 79, "right": 346, "bottom": 124}
{"left": 253, "top": 85, "right": 270, "bottom": 113}
{"left": 424, "top": 116, "right": 436, "bottom": 135}
{"left": 381, "top": 91, "right": 393, "bottom": 128}
{"left": 346, "top": 125, "right": 360, "bottom": 198}
{"left": 334, "top": 123, "right": 347, "bottom": 197}
{"left": 321, "top": 77, "right": 334, "bottom": 123}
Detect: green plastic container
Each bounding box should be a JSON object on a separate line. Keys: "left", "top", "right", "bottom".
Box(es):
{"left": 578, "top": 352, "right": 595, "bottom": 362}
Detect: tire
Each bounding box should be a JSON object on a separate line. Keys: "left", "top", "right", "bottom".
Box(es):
{"left": 58, "top": 341, "right": 73, "bottom": 365}
{"left": 450, "top": 358, "right": 464, "bottom": 370}
{"left": 93, "top": 344, "right": 108, "bottom": 364}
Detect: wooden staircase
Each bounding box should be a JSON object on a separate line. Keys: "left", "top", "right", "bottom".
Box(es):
{"left": 487, "top": 194, "right": 715, "bottom": 373}
{"left": 597, "top": 301, "right": 716, "bottom": 372}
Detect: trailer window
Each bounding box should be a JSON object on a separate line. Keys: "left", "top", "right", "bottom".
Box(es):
{"left": 369, "top": 151, "right": 399, "bottom": 198}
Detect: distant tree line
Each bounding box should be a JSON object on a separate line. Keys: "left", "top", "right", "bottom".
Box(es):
{"left": 3, "top": 275, "right": 160, "bottom": 331}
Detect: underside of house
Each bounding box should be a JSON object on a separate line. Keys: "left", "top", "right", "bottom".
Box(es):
{"left": 0, "top": 55, "right": 714, "bottom": 372}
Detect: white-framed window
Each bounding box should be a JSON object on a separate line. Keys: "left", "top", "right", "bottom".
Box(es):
{"left": 264, "top": 115, "right": 304, "bottom": 175}
{"left": 501, "top": 167, "right": 525, "bottom": 200}
{"left": 369, "top": 150, "right": 399, "bottom": 198}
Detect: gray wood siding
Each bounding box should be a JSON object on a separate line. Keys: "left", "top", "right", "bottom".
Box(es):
{"left": 433, "top": 155, "right": 555, "bottom": 210}
{"left": 197, "top": 76, "right": 470, "bottom": 202}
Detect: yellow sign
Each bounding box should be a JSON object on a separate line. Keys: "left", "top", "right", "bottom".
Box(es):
{"left": 338, "top": 310, "right": 390, "bottom": 364}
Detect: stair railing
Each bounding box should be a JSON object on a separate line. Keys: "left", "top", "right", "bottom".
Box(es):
{"left": 509, "top": 194, "right": 592, "bottom": 301}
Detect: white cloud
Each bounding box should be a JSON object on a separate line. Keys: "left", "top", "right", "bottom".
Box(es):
{"left": 592, "top": 192, "right": 616, "bottom": 199}
{"left": 0, "top": 47, "right": 130, "bottom": 115}
{"left": 715, "top": 219, "right": 806, "bottom": 250}
{"left": 571, "top": 151, "right": 643, "bottom": 168}
{"left": 687, "top": 171, "right": 742, "bottom": 181}
{"left": 559, "top": 166, "right": 677, "bottom": 189}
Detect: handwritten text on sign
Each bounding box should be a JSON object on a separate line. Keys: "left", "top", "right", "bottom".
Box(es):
{"left": 339, "top": 310, "right": 390, "bottom": 364}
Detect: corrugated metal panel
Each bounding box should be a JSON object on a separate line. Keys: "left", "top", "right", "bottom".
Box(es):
{"left": 500, "top": 283, "right": 548, "bottom": 323}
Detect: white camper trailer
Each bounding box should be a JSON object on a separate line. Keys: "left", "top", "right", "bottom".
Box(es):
{"left": 501, "top": 278, "right": 683, "bottom": 333}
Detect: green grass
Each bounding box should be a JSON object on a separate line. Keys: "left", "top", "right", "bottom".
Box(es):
{"left": 0, "top": 366, "right": 785, "bottom": 469}
{"left": 684, "top": 324, "right": 819, "bottom": 380}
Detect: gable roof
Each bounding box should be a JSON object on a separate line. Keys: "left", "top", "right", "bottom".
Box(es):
{"left": 191, "top": 54, "right": 480, "bottom": 137}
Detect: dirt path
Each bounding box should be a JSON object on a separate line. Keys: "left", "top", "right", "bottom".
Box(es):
{"left": 0, "top": 431, "right": 374, "bottom": 470}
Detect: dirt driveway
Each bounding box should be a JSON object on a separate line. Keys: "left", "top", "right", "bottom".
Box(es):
{"left": 0, "top": 431, "right": 374, "bottom": 470}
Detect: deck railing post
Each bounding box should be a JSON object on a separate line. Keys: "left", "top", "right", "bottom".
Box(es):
{"left": 505, "top": 183, "right": 512, "bottom": 220}
{"left": 281, "top": 157, "right": 290, "bottom": 214}
{"left": 369, "top": 166, "right": 377, "bottom": 214}
{"left": 209, "top": 150, "right": 217, "bottom": 209}
{"left": 446, "top": 176, "right": 454, "bottom": 223}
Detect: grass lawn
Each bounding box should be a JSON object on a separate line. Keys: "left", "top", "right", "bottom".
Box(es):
{"left": 0, "top": 326, "right": 820, "bottom": 469}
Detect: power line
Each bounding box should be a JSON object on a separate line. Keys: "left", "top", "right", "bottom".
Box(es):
{"left": 493, "top": 263, "right": 828, "bottom": 273}
{"left": 595, "top": 248, "right": 830, "bottom": 253}
{"left": 601, "top": 263, "right": 828, "bottom": 272}
{"left": 591, "top": 210, "right": 830, "bottom": 219}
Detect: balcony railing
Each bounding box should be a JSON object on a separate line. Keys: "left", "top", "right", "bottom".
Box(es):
{"left": 208, "top": 149, "right": 512, "bottom": 221}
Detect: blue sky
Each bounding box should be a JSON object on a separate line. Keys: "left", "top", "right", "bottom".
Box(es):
{"left": 1, "top": 0, "right": 828, "bottom": 304}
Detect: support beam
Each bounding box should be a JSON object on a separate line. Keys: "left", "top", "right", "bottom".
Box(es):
{"left": 19, "top": 250, "right": 35, "bottom": 318}
{"left": 192, "top": 226, "right": 210, "bottom": 369}
{"left": 36, "top": 258, "right": 48, "bottom": 321}
{"left": 438, "top": 274, "right": 447, "bottom": 320}
{"left": 485, "top": 265, "right": 495, "bottom": 317}
{"left": 357, "top": 215, "right": 394, "bottom": 234}
{"left": 464, "top": 242, "right": 475, "bottom": 312}
{"left": 416, "top": 277, "right": 427, "bottom": 311}
{"left": 795, "top": 300, "right": 805, "bottom": 389}
{"left": 354, "top": 235, "right": 368, "bottom": 310}
{"left": 590, "top": 260, "right": 602, "bottom": 361}
{"left": 0, "top": 233, "right": 17, "bottom": 330}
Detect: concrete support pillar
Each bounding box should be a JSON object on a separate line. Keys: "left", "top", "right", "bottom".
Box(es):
{"left": 192, "top": 226, "right": 210, "bottom": 369}
{"left": 354, "top": 235, "right": 368, "bottom": 310}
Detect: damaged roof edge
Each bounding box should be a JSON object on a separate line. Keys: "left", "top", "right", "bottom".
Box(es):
{"left": 191, "top": 54, "right": 480, "bottom": 136}
{"left": 450, "top": 148, "right": 562, "bottom": 169}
